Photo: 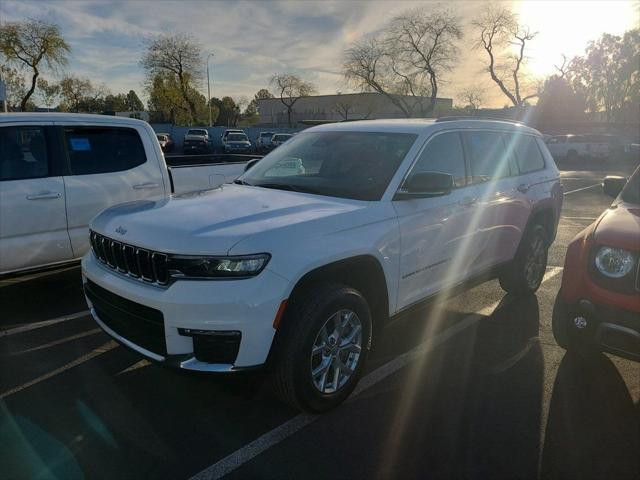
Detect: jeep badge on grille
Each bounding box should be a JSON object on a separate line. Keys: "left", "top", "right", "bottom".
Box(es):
{"left": 115, "top": 226, "right": 127, "bottom": 236}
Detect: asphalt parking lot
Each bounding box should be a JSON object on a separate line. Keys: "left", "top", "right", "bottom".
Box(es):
{"left": 1, "top": 163, "right": 639, "bottom": 480}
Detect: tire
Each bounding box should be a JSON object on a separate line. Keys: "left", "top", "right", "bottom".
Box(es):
{"left": 499, "top": 224, "right": 549, "bottom": 295}
{"left": 269, "top": 283, "right": 372, "bottom": 412}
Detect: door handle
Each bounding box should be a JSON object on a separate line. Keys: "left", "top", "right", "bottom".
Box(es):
{"left": 26, "top": 191, "right": 62, "bottom": 200}
{"left": 132, "top": 182, "right": 161, "bottom": 190}
{"left": 517, "top": 183, "right": 530, "bottom": 193}
{"left": 458, "top": 196, "right": 477, "bottom": 207}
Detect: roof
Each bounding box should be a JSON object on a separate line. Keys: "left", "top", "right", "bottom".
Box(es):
{"left": 0, "top": 112, "right": 147, "bottom": 126}
{"left": 306, "top": 118, "right": 541, "bottom": 136}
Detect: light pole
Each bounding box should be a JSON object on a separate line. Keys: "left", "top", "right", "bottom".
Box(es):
{"left": 207, "top": 52, "right": 214, "bottom": 127}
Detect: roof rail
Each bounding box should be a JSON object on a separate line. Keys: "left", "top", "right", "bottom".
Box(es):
{"left": 435, "top": 116, "right": 524, "bottom": 124}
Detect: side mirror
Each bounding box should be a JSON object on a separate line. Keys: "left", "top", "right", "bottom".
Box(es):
{"left": 602, "top": 175, "right": 627, "bottom": 198}
{"left": 397, "top": 171, "right": 453, "bottom": 199}
{"left": 244, "top": 158, "right": 261, "bottom": 172}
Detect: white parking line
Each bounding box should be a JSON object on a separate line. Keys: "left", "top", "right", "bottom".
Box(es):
{"left": 0, "top": 265, "right": 80, "bottom": 287}
{"left": 0, "top": 310, "right": 90, "bottom": 338}
{"left": 117, "top": 359, "right": 151, "bottom": 375}
{"left": 563, "top": 183, "right": 600, "bottom": 195}
{"left": 190, "top": 266, "right": 563, "bottom": 480}
{"left": 11, "top": 328, "right": 102, "bottom": 355}
{"left": 561, "top": 216, "right": 597, "bottom": 220}
{"left": 0, "top": 340, "right": 118, "bottom": 399}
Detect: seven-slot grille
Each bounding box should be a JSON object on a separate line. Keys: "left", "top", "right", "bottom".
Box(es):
{"left": 90, "top": 231, "right": 169, "bottom": 285}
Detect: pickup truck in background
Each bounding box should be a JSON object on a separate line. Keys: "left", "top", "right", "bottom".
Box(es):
{"left": 0, "top": 113, "right": 248, "bottom": 276}
{"left": 182, "top": 128, "right": 210, "bottom": 154}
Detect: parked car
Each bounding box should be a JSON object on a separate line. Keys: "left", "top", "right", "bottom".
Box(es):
{"left": 269, "top": 133, "right": 293, "bottom": 150}
{"left": 0, "top": 114, "right": 248, "bottom": 276}
{"left": 552, "top": 167, "right": 640, "bottom": 362}
{"left": 221, "top": 129, "right": 244, "bottom": 145}
{"left": 545, "top": 134, "right": 623, "bottom": 161}
{"left": 223, "top": 132, "right": 253, "bottom": 154}
{"left": 83, "top": 119, "right": 562, "bottom": 412}
{"left": 256, "top": 131, "right": 276, "bottom": 152}
{"left": 156, "top": 133, "right": 174, "bottom": 153}
{"left": 183, "top": 128, "right": 210, "bottom": 154}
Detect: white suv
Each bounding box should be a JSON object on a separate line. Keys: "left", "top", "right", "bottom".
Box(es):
{"left": 82, "top": 119, "right": 562, "bottom": 412}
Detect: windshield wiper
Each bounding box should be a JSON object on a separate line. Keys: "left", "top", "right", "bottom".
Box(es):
{"left": 254, "top": 183, "right": 318, "bottom": 194}
{"left": 233, "top": 179, "right": 253, "bottom": 186}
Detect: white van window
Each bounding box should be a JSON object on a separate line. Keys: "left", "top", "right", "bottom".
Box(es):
{"left": 64, "top": 127, "right": 147, "bottom": 175}
{"left": 0, "top": 126, "right": 49, "bottom": 181}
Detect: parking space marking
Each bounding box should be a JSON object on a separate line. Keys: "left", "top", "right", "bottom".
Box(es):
{"left": 0, "top": 310, "right": 90, "bottom": 338}
{"left": 560, "top": 216, "right": 598, "bottom": 220}
{"left": 11, "top": 328, "right": 102, "bottom": 355}
{"left": 563, "top": 183, "right": 601, "bottom": 195}
{"left": 190, "top": 266, "right": 563, "bottom": 480}
{"left": 117, "top": 359, "right": 151, "bottom": 375}
{"left": 0, "top": 265, "right": 80, "bottom": 287}
{"left": 0, "top": 341, "right": 118, "bottom": 399}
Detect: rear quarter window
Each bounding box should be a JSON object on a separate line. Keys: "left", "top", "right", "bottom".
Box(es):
{"left": 64, "top": 127, "right": 147, "bottom": 175}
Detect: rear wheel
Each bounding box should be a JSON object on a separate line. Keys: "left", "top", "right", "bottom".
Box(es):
{"left": 499, "top": 224, "right": 549, "bottom": 295}
{"left": 270, "top": 284, "right": 372, "bottom": 412}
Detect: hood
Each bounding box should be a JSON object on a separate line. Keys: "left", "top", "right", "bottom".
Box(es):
{"left": 594, "top": 202, "right": 640, "bottom": 251}
{"left": 91, "top": 184, "right": 369, "bottom": 255}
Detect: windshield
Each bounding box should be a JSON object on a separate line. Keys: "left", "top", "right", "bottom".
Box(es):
{"left": 273, "top": 134, "right": 292, "bottom": 141}
{"left": 187, "top": 130, "right": 207, "bottom": 136}
{"left": 621, "top": 168, "right": 640, "bottom": 204}
{"left": 240, "top": 131, "right": 417, "bottom": 200}
{"left": 228, "top": 134, "right": 248, "bottom": 142}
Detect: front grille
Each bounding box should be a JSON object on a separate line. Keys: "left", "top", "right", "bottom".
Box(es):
{"left": 90, "top": 231, "right": 169, "bottom": 286}
{"left": 85, "top": 279, "right": 167, "bottom": 356}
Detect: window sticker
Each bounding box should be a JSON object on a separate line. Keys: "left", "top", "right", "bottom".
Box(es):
{"left": 70, "top": 138, "right": 91, "bottom": 151}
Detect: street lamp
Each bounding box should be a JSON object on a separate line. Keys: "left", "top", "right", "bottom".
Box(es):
{"left": 207, "top": 52, "right": 214, "bottom": 127}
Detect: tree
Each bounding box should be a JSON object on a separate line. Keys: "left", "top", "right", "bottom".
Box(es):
{"left": 458, "top": 85, "right": 486, "bottom": 110}
{"left": 37, "top": 77, "right": 60, "bottom": 111}
{"left": 211, "top": 96, "right": 240, "bottom": 126}
{"left": 270, "top": 73, "right": 316, "bottom": 127}
{"left": 147, "top": 71, "right": 210, "bottom": 125}
{"left": 536, "top": 74, "right": 587, "bottom": 127}
{"left": 141, "top": 33, "right": 203, "bottom": 122}
{"left": 125, "top": 90, "right": 144, "bottom": 111}
{"left": 0, "top": 65, "right": 27, "bottom": 110}
{"left": 58, "top": 75, "right": 102, "bottom": 112}
{"left": 0, "top": 20, "right": 70, "bottom": 111}
{"left": 344, "top": 6, "right": 462, "bottom": 117}
{"left": 246, "top": 88, "right": 274, "bottom": 117}
{"left": 473, "top": 5, "right": 539, "bottom": 107}
{"left": 333, "top": 97, "right": 355, "bottom": 120}
{"left": 386, "top": 7, "right": 462, "bottom": 115}
{"left": 568, "top": 29, "right": 639, "bottom": 123}
{"left": 103, "top": 93, "right": 128, "bottom": 112}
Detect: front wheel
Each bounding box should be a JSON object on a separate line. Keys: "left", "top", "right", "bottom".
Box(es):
{"left": 499, "top": 224, "right": 549, "bottom": 295}
{"left": 269, "top": 284, "right": 372, "bottom": 412}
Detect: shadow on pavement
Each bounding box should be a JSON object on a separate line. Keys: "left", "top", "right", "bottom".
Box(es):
{"left": 541, "top": 352, "right": 640, "bottom": 480}
{"left": 228, "top": 294, "right": 545, "bottom": 480}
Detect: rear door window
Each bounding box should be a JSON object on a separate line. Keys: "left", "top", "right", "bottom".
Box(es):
{"left": 463, "top": 131, "right": 512, "bottom": 183}
{"left": 0, "top": 126, "right": 49, "bottom": 181}
{"left": 64, "top": 127, "right": 146, "bottom": 175}
{"left": 513, "top": 135, "right": 545, "bottom": 174}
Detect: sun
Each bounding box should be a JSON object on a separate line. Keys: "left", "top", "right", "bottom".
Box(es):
{"left": 514, "top": 0, "right": 639, "bottom": 78}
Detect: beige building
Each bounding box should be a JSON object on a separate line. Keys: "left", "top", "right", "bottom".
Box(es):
{"left": 257, "top": 92, "right": 453, "bottom": 126}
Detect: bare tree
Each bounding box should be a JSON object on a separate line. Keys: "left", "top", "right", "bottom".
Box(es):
{"left": 343, "top": 37, "right": 414, "bottom": 117}
{"left": 333, "top": 96, "right": 355, "bottom": 120}
{"left": 0, "top": 20, "right": 70, "bottom": 111}
{"left": 141, "top": 33, "right": 203, "bottom": 122}
{"left": 270, "top": 73, "right": 316, "bottom": 127}
{"left": 458, "top": 85, "right": 486, "bottom": 110}
{"left": 386, "top": 7, "right": 462, "bottom": 115}
{"left": 37, "top": 78, "right": 60, "bottom": 111}
{"left": 473, "top": 4, "right": 539, "bottom": 106}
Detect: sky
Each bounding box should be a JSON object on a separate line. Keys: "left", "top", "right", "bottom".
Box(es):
{"left": 1, "top": 0, "right": 638, "bottom": 107}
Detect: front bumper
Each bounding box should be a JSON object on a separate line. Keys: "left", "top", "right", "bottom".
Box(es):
{"left": 81, "top": 254, "right": 289, "bottom": 371}
{"left": 557, "top": 295, "right": 640, "bottom": 362}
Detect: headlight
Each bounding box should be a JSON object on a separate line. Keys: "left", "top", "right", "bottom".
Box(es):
{"left": 595, "top": 246, "right": 635, "bottom": 278}
{"left": 169, "top": 254, "right": 270, "bottom": 279}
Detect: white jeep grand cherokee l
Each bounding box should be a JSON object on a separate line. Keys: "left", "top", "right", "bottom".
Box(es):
{"left": 82, "top": 119, "right": 562, "bottom": 412}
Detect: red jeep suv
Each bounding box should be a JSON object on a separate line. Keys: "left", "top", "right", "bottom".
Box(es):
{"left": 553, "top": 166, "right": 640, "bottom": 361}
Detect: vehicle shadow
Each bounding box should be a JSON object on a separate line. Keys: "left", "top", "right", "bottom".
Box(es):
{"left": 541, "top": 352, "right": 640, "bottom": 480}
{"left": 257, "top": 294, "right": 547, "bottom": 480}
